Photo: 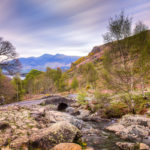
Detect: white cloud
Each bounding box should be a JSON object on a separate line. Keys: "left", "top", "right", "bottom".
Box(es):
{"left": 0, "top": 0, "right": 149, "bottom": 58}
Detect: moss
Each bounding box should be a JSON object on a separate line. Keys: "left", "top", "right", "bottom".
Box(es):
{"left": 134, "top": 143, "right": 140, "bottom": 150}
{"left": 104, "top": 102, "right": 129, "bottom": 118}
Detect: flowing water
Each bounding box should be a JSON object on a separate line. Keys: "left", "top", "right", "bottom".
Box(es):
{"left": 1, "top": 97, "right": 125, "bottom": 150}
{"left": 82, "top": 120, "right": 124, "bottom": 150}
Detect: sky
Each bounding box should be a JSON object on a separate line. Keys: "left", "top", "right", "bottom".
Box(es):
{"left": 0, "top": 0, "right": 150, "bottom": 57}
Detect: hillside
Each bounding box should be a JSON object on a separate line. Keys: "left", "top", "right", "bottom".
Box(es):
{"left": 19, "top": 54, "right": 80, "bottom": 73}
{"left": 70, "top": 30, "right": 150, "bottom": 72}
{"left": 69, "top": 44, "right": 108, "bottom": 72}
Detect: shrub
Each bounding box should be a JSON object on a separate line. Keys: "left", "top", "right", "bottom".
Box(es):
{"left": 104, "top": 102, "right": 129, "bottom": 118}
{"left": 77, "top": 91, "right": 88, "bottom": 105}
{"left": 94, "top": 91, "right": 111, "bottom": 108}
{"left": 132, "top": 94, "right": 148, "bottom": 114}
{"left": 71, "top": 77, "right": 79, "bottom": 90}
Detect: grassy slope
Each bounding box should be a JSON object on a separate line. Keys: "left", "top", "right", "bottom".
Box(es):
{"left": 67, "top": 30, "right": 150, "bottom": 91}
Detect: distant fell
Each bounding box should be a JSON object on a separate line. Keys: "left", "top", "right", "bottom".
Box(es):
{"left": 19, "top": 54, "right": 80, "bottom": 73}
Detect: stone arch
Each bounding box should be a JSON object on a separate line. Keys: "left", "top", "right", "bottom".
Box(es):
{"left": 57, "top": 103, "right": 68, "bottom": 111}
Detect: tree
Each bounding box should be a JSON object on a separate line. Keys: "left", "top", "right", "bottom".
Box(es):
{"left": 102, "top": 12, "right": 149, "bottom": 113}
{"left": 12, "top": 75, "right": 25, "bottom": 101}
{"left": 134, "top": 21, "right": 148, "bottom": 34}
{"left": 78, "top": 63, "right": 98, "bottom": 87}
{"left": 0, "top": 71, "right": 16, "bottom": 103}
{"left": 71, "top": 77, "right": 79, "bottom": 90}
{"left": 0, "top": 38, "right": 21, "bottom": 74}
{"left": 132, "top": 22, "right": 150, "bottom": 97}
{"left": 24, "top": 69, "right": 43, "bottom": 94}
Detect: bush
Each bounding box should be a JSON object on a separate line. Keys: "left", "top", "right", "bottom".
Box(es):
{"left": 94, "top": 91, "right": 110, "bottom": 108}
{"left": 132, "top": 94, "right": 148, "bottom": 114}
{"left": 77, "top": 91, "right": 88, "bottom": 105}
{"left": 71, "top": 77, "right": 79, "bottom": 90}
{"left": 104, "top": 102, "right": 129, "bottom": 118}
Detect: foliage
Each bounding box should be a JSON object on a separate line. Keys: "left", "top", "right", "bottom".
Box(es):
{"left": 71, "top": 77, "right": 79, "bottom": 90}
{"left": 78, "top": 63, "right": 98, "bottom": 86}
{"left": 23, "top": 69, "right": 43, "bottom": 94}
{"left": 102, "top": 11, "right": 150, "bottom": 113}
{"left": 77, "top": 91, "right": 88, "bottom": 105}
{"left": 73, "top": 57, "right": 85, "bottom": 66}
{"left": 23, "top": 67, "right": 69, "bottom": 95}
{"left": 94, "top": 91, "right": 111, "bottom": 108}
{"left": 132, "top": 94, "right": 149, "bottom": 114}
{"left": 104, "top": 102, "right": 129, "bottom": 118}
{"left": 0, "top": 72, "right": 16, "bottom": 103}
{"left": 12, "top": 75, "right": 25, "bottom": 101}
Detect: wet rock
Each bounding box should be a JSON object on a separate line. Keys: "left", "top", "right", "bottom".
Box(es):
{"left": 71, "top": 103, "right": 81, "bottom": 108}
{"left": 66, "top": 107, "right": 80, "bottom": 116}
{"left": 51, "top": 143, "right": 82, "bottom": 150}
{"left": 116, "top": 142, "right": 137, "bottom": 150}
{"left": 77, "top": 109, "right": 90, "bottom": 119}
{"left": 86, "top": 147, "right": 94, "bottom": 150}
{"left": 107, "top": 115, "right": 150, "bottom": 145}
{"left": 106, "top": 124, "right": 125, "bottom": 132}
{"left": 45, "top": 110, "right": 85, "bottom": 129}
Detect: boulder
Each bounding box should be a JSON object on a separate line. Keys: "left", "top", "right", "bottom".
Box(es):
{"left": 10, "top": 122, "right": 81, "bottom": 150}
{"left": 45, "top": 110, "right": 85, "bottom": 129}
{"left": 106, "top": 124, "right": 125, "bottom": 133}
{"left": 107, "top": 115, "right": 150, "bottom": 145}
{"left": 0, "top": 105, "right": 83, "bottom": 150}
{"left": 66, "top": 107, "right": 80, "bottom": 116}
{"left": 51, "top": 143, "right": 82, "bottom": 150}
{"left": 77, "top": 110, "right": 90, "bottom": 119}
{"left": 86, "top": 147, "right": 94, "bottom": 150}
{"left": 140, "top": 143, "right": 150, "bottom": 150}
{"left": 116, "top": 142, "right": 137, "bottom": 150}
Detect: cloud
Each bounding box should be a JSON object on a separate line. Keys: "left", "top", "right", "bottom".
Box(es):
{"left": 0, "top": 0, "right": 149, "bottom": 57}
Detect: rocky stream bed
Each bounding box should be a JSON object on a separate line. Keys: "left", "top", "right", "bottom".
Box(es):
{"left": 0, "top": 96, "right": 150, "bottom": 150}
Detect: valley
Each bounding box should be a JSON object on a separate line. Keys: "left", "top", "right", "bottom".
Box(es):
{"left": 0, "top": 5, "right": 150, "bottom": 150}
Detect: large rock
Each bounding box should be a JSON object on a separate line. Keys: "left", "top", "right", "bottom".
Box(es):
{"left": 45, "top": 110, "right": 86, "bottom": 129}
{"left": 107, "top": 115, "right": 150, "bottom": 145}
{"left": 116, "top": 142, "right": 137, "bottom": 150}
{"left": 66, "top": 107, "right": 80, "bottom": 116}
{"left": 77, "top": 109, "right": 90, "bottom": 120}
{"left": 10, "top": 122, "right": 81, "bottom": 149}
{"left": 116, "top": 142, "right": 150, "bottom": 150}
{"left": 140, "top": 143, "right": 150, "bottom": 150}
{"left": 0, "top": 105, "right": 82, "bottom": 150}
{"left": 51, "top": 143, "right": 82, "bottom": 150}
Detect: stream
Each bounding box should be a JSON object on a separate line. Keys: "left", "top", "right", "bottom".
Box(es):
{"left": 1, "top": 97, "right": 125, "bottom": 150}
{"left": 83, "top": 120, "right": 124, "bottom": 150}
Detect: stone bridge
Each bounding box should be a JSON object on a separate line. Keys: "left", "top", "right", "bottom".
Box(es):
{"left": 44, "top": 96, "right": 75, "bottom": 111}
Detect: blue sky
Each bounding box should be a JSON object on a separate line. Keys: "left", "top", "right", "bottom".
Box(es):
{"left": 0, "top": 0, "right": 150, "bottom": 57}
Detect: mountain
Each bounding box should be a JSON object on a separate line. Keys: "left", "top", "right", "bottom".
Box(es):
{"left": 19, "top": 54, "right": 80, "bottom": 73}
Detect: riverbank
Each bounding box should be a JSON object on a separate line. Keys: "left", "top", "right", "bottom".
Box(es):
{"left": 0, "top": 95, "right": 150, "bottom": 150}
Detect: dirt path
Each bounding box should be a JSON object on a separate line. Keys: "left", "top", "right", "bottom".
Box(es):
{"left": 0, "top": 98, "right": 46, "bottom": 107}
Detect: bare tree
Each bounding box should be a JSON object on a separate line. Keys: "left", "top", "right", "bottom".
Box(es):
{"left": 102, "top": 12, "right": 150, "bottom": 113}
{"left": 102, "top": 12, "right": 137, "bottom": 113}
{"left": 0, "top": 38, "right": 21, "bottom": 74}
